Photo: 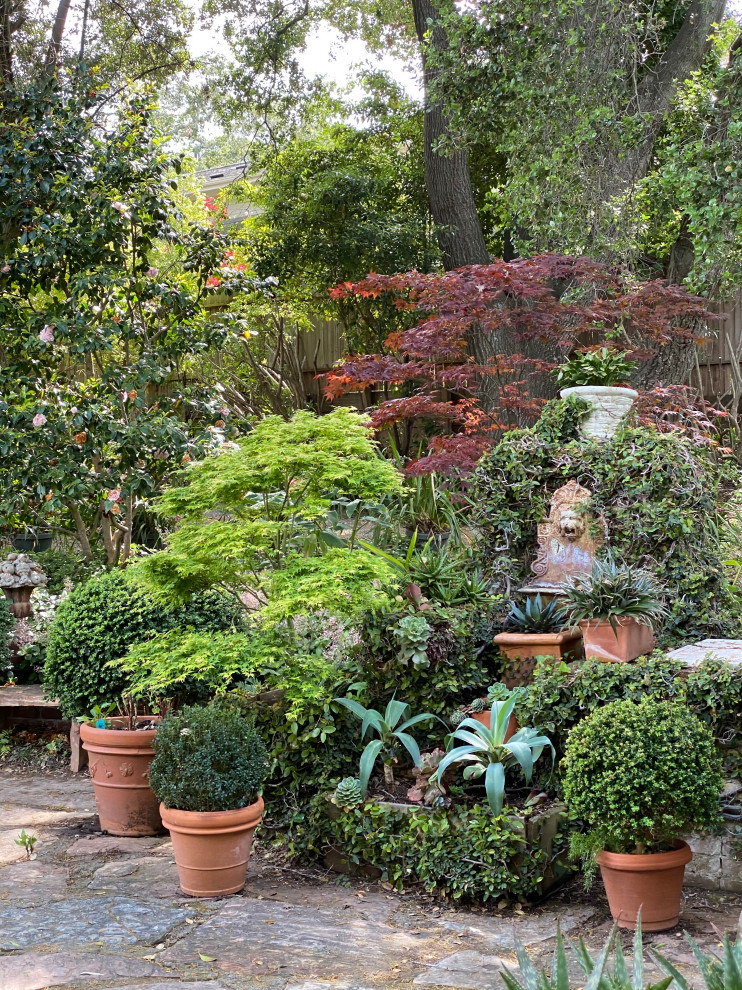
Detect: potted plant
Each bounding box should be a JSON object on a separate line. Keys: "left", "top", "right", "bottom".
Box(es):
{"left": 12, "top": 530, "right": 53, "bottom": 553}
{"left": 451, "top": 683, "right": 525, "bottom": 739}
{"left": 563, "top": 697, "right": 723, "bottom": 931}
{"left": 560, "top": 558, "right": 667, "bottom": 663}
{"left": 494, "top": 594, "right": 581, "bottom": 684}
{"left": 149, "top": 702, "right": 268, "bottom": 897}
{"left": 79, "top": 699, "right": 163, "bottom": 837}
{"left": 554, "top": 347, "right": 638, "bottom": 439}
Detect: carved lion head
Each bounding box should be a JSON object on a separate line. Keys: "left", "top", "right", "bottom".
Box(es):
{"left": 558, "top": 507, "right": 585, "bottom": 543}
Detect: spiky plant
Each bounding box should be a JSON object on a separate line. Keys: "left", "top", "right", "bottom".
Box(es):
{"left": 450, "top": 708, "right": 467, "bottom": 727}
{"left": 503, "top": 918, "right": 671, "bottom": 990}
{"left": 506, "top": 594, "right": 564, "bottom": 633}
{"left": 469, "top": 697, "right": 486, "bottom": 713}
{"left": 653, "top": 931, "right": 742, "bottom": 990}
{"left": 560, "top": 557, "right": 668, "bottom": 633}
{"left": 333, "top": 777, "right": 364, "bottom": 808}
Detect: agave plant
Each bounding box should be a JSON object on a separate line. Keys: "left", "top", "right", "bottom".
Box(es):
{"left": 506, "top": 594, "right": 564, "bottom": 633}
{"left": 334, "top": 696, "right": 441, "bottom": 795}
{"left": 436, "top": 694, "right": 554, "bottom": 815}
{"left": 560, "top": 557, "right": 668, "bottom": 633}
{"left": 502, "top": 917, "right": 672, "bottom": 990}
{"left": 653, "top": 932, "right": 742, "bottom": 990}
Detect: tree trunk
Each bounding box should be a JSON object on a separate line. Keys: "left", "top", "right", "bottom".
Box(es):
{"left": 411, "top": 0, "right": 490, "bottom": 270}
{"left": 44, "top": 0, "right": 72, "bottom": 75}
{"left": 0, "top": 0, "right": 14, "bottom": 87}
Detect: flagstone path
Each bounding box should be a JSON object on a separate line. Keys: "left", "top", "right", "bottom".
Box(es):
{"left": 0, "top": 769, "right": 740, "bottom": 990}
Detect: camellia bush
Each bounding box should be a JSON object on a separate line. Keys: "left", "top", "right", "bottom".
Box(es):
{"left": 0, "top": 73, "right": 263, "bottom": 564}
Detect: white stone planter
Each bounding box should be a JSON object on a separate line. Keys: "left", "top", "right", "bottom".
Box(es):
{"left": 559, "top": 385, "right": 638, "bottom": 439}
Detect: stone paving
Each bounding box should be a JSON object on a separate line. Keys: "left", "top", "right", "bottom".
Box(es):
{"left": 0, "top": 769, "right": 741, "bottom": 990}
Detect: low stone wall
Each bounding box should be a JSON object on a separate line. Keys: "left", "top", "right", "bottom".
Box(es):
{"left": 685, "top": 824, "right": 742, "bottom": 893}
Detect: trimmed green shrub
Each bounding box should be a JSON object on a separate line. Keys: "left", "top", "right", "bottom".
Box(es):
{"left": 325, "top": 801, "right": 556, "bottom": 901}
{"left": 473, "top": 398, "right": 742, "bottom": 643}
{"left": 562, "top": 697, "right": 723, "bottom": 855}
{"left": 520, "top": 654, "right": 742, "bottom": 762}
{"left": 43, "top": 570, "right": 242, "bottom": 718}
{"left": 0, "top": 596, "right": 14, "bottom": 676}
{"left": 149, "top": 703, "right": 268, "bottom": 812}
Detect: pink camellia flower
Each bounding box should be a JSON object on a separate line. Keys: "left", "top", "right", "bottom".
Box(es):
{"left": 206, "top": 276, "right": 221, "bottom": 288}
{"left": 39, "top": 325, "right": 54, "bottom": 343}
{"left": 107, "top": 489, "right": 121, "bottom": 503}
{"left": 71, "top": 406, "right": 78, "bottom": 414}
{"left": 147, "top": 267, "right": 159, "bottom": 277}
{"left": 111, "top": 201, "right": 128, "bottom": 212}
{"left": 122, "top": 391, "right": 128, "bottom": 403}
{"left": 221, "top": 407, "right": 230, "bottom": 417}
{"left": 32, "top": 413, "right": 47, "bottom": 427}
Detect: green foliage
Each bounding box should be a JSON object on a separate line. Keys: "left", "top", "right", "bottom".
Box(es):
{"left": 333, "top": 696, "right": 440, "bottom": 795}
{"left": 393, "top": 614, "right": 432, "bottom": 669}
{"left": 0, "top": 75, "right": 261, "bottom": 564}
{"left": 438, "top": 697, "right": 554, "bottom": 815}
{"left": 653, "top": 932, "right": 742, "bottom": 990}
{"left": 520, "top": 653, "right": 742, "bottom": 762}
{"left": 562, "top": 697, "right": 723, "bottom": 855}
{"left": 487, "top": 683, "right": 527, "bottom": 706}
{"left": 504, "top": 920, "right": 672, "bottom": 990}
{"left": 506, "top": 595, "right": 564, "bottom": 634}
{"left": 560, "top": 558, "right": 668, "bottom": 633}
{"left": 149, "top": 703, "right": 268, "bottom": 812}
{"left": 332, "top": 777, "right": 364, "bottom": 809}
{"left": 473, "top": 399, "right": 741, "bottom": 644}
{"left": 30, "top": 549, "right": 102, "bottom": 595}
{"left": 43, "top": 570, "right": 242, "bottom": 718}
{"left": 326, "top": 802, "right": 548, "bottom": 901}
{"left": 552, "top": 348, "right": 636, "bottom": 389}
{"left": 0, "top": 596, "right": 14, "bottom": 676}
{"left": 135, "top": 408, "right": 402, "bottom": 617}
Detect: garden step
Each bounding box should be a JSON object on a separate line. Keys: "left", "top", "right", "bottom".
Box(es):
{"left": 666, "top": 638, "right": 742, "bottom": 666}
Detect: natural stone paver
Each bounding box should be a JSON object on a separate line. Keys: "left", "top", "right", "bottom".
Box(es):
{"left": 0, "top": 773, "right": 94, "bottom": 814}
{"left": 0, "top": 895, "right": 192, "bottom": 950}
{"left": 667, "top": 639, "right": 742, "bottom": 666}
{"left": 0, "top": 953, "right": 170, "bottom": 990}
{"left": 66, "top": 834, "right": 170, "bottom": 856}
{"left": 160, "top": 897, "right": 440, "bottom": 979}
{"left": 88, "top": 855, "right": 181, "bottom": 897}
{"left": 0, "top": 860, "right": 68, "bottom": 900}
{"left": 413, "top": 949, "right": 511, "bottom": 989}
{"left": 439, "top": 905, "right": 597, "bottom": 950}
{"left": 111, "top": 984, "right": 221, "bottom": 990}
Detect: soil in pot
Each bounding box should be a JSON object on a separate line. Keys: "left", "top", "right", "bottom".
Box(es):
{"left": 597, "top": 841, "right": 692, "bottom": 931}
{"left": 579, "top": 618, "right": 654, "bottom": 663}
{"left": 160, "top": 797, "right": 264, "bottom": 897}
{"left": 80, "top": 717, "right": 163, "bottom": 836}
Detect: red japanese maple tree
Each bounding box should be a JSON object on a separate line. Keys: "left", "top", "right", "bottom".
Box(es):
{"left": 323, "top": 255, "right": 718, "bottom": 475}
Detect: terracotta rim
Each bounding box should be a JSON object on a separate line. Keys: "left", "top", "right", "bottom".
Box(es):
{"left": 160, "top": 797, "right": 264, "bottom": 835}
{"left": 597, "top": 840, "right": 692, "bottom": 872}
{"left": 80, "top": 717, "right": 160, "bottom": 752}
{"left": 494, "top": 630, "right": 580, "bottom": 646}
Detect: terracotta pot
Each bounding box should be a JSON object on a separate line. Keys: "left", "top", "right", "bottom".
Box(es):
{"left": 80, "top": 718, "right": 163, "bottom": 836}
{"left": 579, "top": 618, "right": 654, "bottom": 663}
{"left": 597, "top": 841, "right": 692, "bottom": 931}
{"left": 471, "top": 706, "right": 519, "bottom": 741}
{"left": 160, "top": 797, "right": 264, "bottom": 897}
{"left": 559, "top": 385, "right": 638, "bottom": 439}
{"left": 494, "top": 629, "right": 583, "bottom": 687}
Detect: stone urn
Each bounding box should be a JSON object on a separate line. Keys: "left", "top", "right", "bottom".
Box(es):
{"left": 559, "top": 385, "right": 638, "bottom": 439}
{"left": 0, "top": 553, "right": 47, "bottom": 619}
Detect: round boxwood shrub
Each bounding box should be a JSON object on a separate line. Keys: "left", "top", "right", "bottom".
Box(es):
{"left": 562, "top": 696, "right": 723, "bottom": 855}
{"left": 43, "top": 570, "right": 243, "bottom": 718}
{"left": 149, "top": 703, "right": 268, "bottom": 812}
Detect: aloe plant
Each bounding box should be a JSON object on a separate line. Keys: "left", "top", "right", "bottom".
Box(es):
{"left": 653, "top": 932, "right": 742, "bottom": 990}
{"left": 334, "top": 696, "right": 441, "bottom": 794}
{"left": 436, "top": 694, "right": 553, "bottom": 815}
{"left": 502, "top": 918, "right": 672, "bottom": 990}
{"left": 560, "top": 557, "right": 668, "bottom": 633}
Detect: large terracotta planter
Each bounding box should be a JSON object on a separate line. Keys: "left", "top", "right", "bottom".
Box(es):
{"left": 559, "top": 385, "right": 638, "bottom": 439}
{"left": 597, "top": 841, "right": 692, "bottom": 931}
{"left": 579, "top": 618, "right": 654, "bottom": 663}
{"left": 160, "top": 797, "right": 264, "bottom": 897}
{"left": 80, "top": 718, "right": 162, "bottom": 836}
{"left": 471, "top": 706, "right": 519, "bottom": 741}
{"left": 494, "top": 629, "right": 582, "bottom": 687}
